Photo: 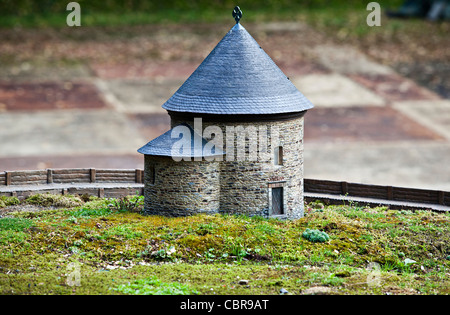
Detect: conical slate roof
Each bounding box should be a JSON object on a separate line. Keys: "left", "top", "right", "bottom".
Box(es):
{"left": 162, "top": 23, "right": 314, "bottom": 115}
{"left": 137, "top": 124, "right": 225, "bottom": 158}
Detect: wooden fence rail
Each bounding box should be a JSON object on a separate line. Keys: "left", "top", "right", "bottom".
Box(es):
{"left": 1, "top": 168, "right": 144, "bottom": 186}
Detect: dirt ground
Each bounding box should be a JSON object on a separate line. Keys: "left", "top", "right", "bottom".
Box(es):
{"left": 0, "top": 20, "right": 447, "bottom": 99}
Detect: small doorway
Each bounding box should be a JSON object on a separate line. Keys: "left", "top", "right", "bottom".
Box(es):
{"left": 271, "top": 187, "right": 284, "bottom": 215}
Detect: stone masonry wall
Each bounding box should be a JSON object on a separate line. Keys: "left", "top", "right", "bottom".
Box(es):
{"left": 170, "top": 115, "right": 305, "bottom": 219}
{"left": 144, "top": 155, "right": 220, "bottom": 216}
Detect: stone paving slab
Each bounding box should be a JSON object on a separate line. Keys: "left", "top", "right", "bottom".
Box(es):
{"left": 310, "top": 44, "right": 394, "bottom": 76}
{"left": 393, "top": 100, "right": 450, "bottom": 141}
{"left": 292, "top": 73, "right": 386, "bottom": 107}
{"left": 348, "top": 73, "right": 441, "bottom": 102}
{"left": 91, "top": 61, "right": 198, "bottom": 80}
{"left": 304, "top": 106, "right": 445, "bottom": 143}
{"left": 94, "top": 78, "right": 183, "bottom": 114}
{"left": 0, "top": 64, "right": 92, "bottom": 82}
{"left": 127, "top": 113, "right": 171, "bottom": 140}
{"left": 0, "top": 109, "right": 145, "bottom": 157}
{"left": 304, "top": 141, "right": 450, "bottom": 191}
{"left": 0, "top": 81, "right": 107, "bottom": 111}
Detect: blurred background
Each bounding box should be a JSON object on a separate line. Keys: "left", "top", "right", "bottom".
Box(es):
{"left": 0, "top": 0, "right": 449, "bottom": 190}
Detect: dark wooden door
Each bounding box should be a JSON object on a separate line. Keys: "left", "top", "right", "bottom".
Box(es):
{"left": 272, "top": 187, "right": 284, "bottom": 215}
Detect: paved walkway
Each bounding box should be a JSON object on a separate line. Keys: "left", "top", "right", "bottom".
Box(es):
{"left": 0, "top": 22, "right": 449, "bottom": 191}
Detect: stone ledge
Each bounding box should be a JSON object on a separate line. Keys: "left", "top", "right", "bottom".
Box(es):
{"left": 0, "top": 182, "right": 144, "bottom": 200}
{"left": 304, "top": 192, "right": 450, "bottom": 213}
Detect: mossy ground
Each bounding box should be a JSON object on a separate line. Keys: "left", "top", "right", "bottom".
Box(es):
{"left": 0, "top": 194, "right": 449, "bottom": 295}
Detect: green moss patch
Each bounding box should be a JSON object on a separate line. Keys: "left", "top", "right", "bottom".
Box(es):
{"left": 0, "top": 217, "right": 34, "bottom": 232}
{"left": 111, "top": 276, "right": 198, "bottom": 295}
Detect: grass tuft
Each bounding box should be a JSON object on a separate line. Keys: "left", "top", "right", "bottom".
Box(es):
{"left": 0, "top": 196, "right": 20, "bottom": 208}
{"left": 25, "top": 193, "right": 83, "bottom": 208}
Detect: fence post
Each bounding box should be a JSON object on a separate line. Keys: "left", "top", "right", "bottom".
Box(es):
{"left": 90, "top": 168, "right": 96, "bottom": 183}
{"left": 438, "top": 191, "right": 444, "bottom": 205}
{"left": 47, "top": 169, "right": 53, "bottom": 184}
{"left": 387, "top": 186, "right": 393, "bottom": 200}
{"left": 341, "top": 181, "right": 348, "bottom": 195}
{"left": 136, "top": 169, "right": 142, "bottom": 183}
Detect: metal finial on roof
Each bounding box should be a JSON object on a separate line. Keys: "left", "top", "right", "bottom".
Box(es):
{"left": 232, "top": 6, "right": 242, "bottom": 24}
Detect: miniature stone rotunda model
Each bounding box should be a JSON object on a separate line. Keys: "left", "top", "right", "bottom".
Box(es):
{"left": 138, "top": 7, "right": 314, "bottom": 219}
